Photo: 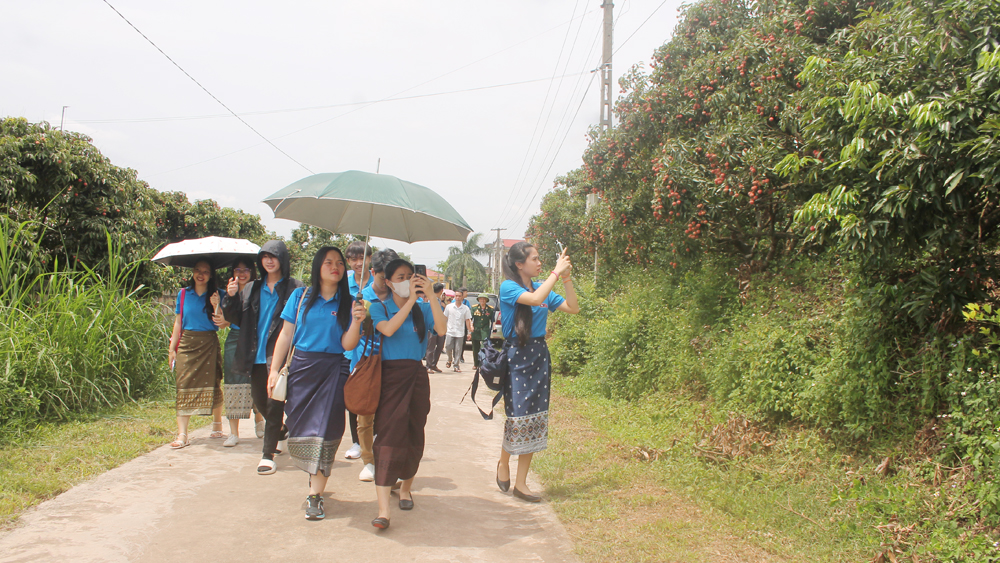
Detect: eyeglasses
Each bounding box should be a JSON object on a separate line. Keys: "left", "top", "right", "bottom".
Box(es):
{"left": 234, "top": 268, "right": 251, "bottom": 274}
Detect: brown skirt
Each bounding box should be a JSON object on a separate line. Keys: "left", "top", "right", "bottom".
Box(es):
{"left": 174, "top": 330, "right": 223, "bottom": 416}
{"left": 372, "top": 359, "right": 430, "bottom": 487}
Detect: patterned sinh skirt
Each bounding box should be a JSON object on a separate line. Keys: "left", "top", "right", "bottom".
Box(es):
{"left": 285, "top": 350, "right": 347, "bottom": 477}
{"left": 222, "top": 329, "right": 253, "bottom": 420}
{"left": 502, "top": 337, "right": 551, "bottom": 455}
{"left": 175, "top": 331, "right": 223, "bottom": 417}
{"left": 373, "top": 359, "right": 430, "bottom": 487}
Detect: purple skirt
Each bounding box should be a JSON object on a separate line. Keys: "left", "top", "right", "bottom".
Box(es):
{"left": 285, "top": 350, "right": 347, "bottom": 476}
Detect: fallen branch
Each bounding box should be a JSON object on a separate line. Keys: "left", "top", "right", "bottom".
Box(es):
{"left": 776, "top": 501, "right": 826, "bottom": 529}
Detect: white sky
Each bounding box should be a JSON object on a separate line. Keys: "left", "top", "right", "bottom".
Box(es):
{"left": 2, "top": 0, "right": 680, "bottom": 266}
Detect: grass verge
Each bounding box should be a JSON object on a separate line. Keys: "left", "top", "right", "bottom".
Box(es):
{"left": 536, "top": 375, "right": 995, "bottom": 562}
{"left": 0, "top": 400, "right": 209, "bottom": 530}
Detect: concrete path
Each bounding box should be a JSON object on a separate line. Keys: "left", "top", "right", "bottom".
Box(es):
{"left": 0, "top": 353, "right": 579, "bottom": 563}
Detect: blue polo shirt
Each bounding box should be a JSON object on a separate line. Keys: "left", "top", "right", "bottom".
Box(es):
{"left": 499, "top": 280, "right": 565, "bottom": 340}
{"left": 279, "top": 287, "right": 346, "bottom": 354}
{"left": 176, "top": 288, "right": 224, "bottom": 332}
{"left": 371, "top": 298, "right": 435, "bottom": 361}
{"left": 255, "top": 279, "right": 283, "bottom": 365}
{"left": 348, "top": 272, "right": 373, "bottom": 297}
{"left": 349, "top": 284, "right": 386, "bottom": 371}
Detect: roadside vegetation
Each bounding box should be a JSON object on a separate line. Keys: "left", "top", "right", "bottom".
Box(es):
{"left": 530, "top": 0, "right": 1000, "bottom": 560}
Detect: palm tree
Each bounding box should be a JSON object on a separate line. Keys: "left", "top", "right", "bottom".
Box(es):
{"left": 444, "top": 233, "right": 488, "bottom": 289}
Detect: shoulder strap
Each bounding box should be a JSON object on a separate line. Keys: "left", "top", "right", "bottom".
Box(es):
{"left": 282, "top": 289, "right": 309, "bottom": 369}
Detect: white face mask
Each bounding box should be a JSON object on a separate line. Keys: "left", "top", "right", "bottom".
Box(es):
{"left": 390, "top": 280, "right": 410, "bottom": 299}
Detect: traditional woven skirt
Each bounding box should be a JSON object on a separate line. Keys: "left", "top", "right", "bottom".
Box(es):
{"left": 373, "top": 359, "right": 430, "bottom": 487}
{"left": 502, "top": 337, "right": 551, "bottom": 455}
{"left": 285, "top": 350, "right": 347, "bottom": 477}
{"left": 222, "top": 328, "right": 253, "bottom": 420}
{"left": 174, "top": 331, "right": 223, "bottom": 417}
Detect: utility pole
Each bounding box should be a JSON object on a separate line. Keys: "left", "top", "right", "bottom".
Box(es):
{"left": 490, "top": 227, "right": 506, "bottom": 294}
{"left": 599, "top": 1, "right": 614, "bottom": 130}
{"left": 60, "top": 106, "right": 69, "bottom": 131}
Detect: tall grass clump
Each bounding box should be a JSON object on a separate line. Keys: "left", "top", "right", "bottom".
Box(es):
{"left": 0, "top": 219, "right": 170, "bottom": 441}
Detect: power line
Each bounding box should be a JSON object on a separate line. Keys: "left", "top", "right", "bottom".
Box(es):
{"left": 505, "top": 70, "right": 600, "bottom": 234}
{"left": 495, "top": 0, "right": 593, "bottom": 229}
{"left": 76, "top": 73, "right": 588, "bottom": 124}
{"left": 99, "top": 0, "right": 314, "bottom": 174}
{"left": 613, "top": 0, "right": 670, "bottom": 57}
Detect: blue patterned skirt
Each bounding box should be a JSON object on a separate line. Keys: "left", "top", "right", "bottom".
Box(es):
{"left": 223, "top": 329, "right": 253, "bottom": 420}
{"left": 285, "top": 350, "right": 347, "bottom": 476}
{"left": 502, "top": 337, "right": 551, "bottom": 455}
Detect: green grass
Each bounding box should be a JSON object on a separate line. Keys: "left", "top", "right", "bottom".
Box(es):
{"left": 0, "top": 400, "right": 209, "bottom": 529}
{"left": 537, "top": 375, "right": 996, "bottom": 562}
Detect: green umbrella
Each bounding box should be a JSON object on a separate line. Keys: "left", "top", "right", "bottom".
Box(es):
{"left": 263, "top": 170, "right": 472, "bottom": 244}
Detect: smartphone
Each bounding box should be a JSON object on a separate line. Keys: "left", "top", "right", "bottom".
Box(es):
{"left": 415, "top": 264, "right": 427, "bottom": 277}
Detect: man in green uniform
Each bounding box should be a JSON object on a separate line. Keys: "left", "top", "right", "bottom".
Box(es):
{"left": 470, "top": 295, "right": 495, "bottom": 368}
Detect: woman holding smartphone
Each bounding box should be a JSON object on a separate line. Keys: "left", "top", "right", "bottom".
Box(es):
{"left": 368, "top": 260, "right": 447, "bottom": 529}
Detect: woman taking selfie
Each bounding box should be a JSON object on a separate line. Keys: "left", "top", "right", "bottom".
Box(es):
{"left": 368, "top": 259, "right": 446, "bottom": 529}
{"left": 218, "top": 259, "right": 265, "bottom": 447}
{"left": 168, "top": 260, "right": 226, "bottom": 449}
{"left": 267, "top": 246, "right": 366, "bottom": 520}
{"left": 496, "top": 242, "right": 579, "bottom": 502}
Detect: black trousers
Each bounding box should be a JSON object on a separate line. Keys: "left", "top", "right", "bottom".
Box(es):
{"left": 250, "top": 364, "right": 286, "bottom": 460}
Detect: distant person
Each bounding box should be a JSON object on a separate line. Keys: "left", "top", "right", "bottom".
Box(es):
{"left": 424, "top": 283, "right": 447, "bottom": 373}
{"left": 168, "top": 260, "right": 225, "bottom": 449}
{"left": 218, "top": 259, "right": 265, "bottom": 447}
{"left": 443, "top": 292, "right": 472, "bottom": 372}
{"left": 470, "top": 295, "right": 495, "bottom": 368}
{"left": 348, "top": 248, "right": 399, "bottom": 483}
{"left": 496, "top": 242, "right": 579, "bottom": 502}
{"left": 222, "top": 240, "right": 304, "bottom": 475}
{"left": 342, "top": 241, "right": 374, "bottom": 463}
{"left": 368, "top": 259, "right": 447, "bottom": 529}
{"left": 266, "top": 246, "right": 366, "bottom": 520}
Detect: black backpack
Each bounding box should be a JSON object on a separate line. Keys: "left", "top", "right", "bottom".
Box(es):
{"left": 462, "top": 339, "right": 509, "bottom": 420}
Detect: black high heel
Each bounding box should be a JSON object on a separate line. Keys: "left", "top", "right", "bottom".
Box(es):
{"left": 496, "top": 462, "right": 510, "bottom": 492}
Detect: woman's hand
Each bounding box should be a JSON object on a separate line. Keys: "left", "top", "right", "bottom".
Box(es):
{"left": 351, "top": 301, "right": 366, "bottom": 325}
{"left": 226, "top": 276, "right": 239, "bottom": 297}
{"left": 553, "top": 248, "right": 573, "bottom": 279}
{"left": 209, "top": 292, "right": 220, "bottom": 308}
{"left": 213, "top": 311, "right": 229, "bottom": 328}
{"left": 168, "top": 347, "right": 177, "bottom": 368}
{"left": 267, "top": 370, "right": 279, "bottom": 399}
{"left": 409, "top": 274, "right": 427, "bottom": 302}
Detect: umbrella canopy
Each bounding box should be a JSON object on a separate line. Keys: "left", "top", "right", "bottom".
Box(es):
{"left": 263, "top": 171, "right": 472, "bottom": 243}
{"left": 152, "top": 237, "right": 260, "bottom": 270}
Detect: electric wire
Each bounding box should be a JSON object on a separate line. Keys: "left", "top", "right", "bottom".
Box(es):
{"left": 494, "top": 0, "right": 591, "bottom": 229}
{"left": 100, "top": 0, "right": 314, "bottom": 174}
{"left": 613, "top": 0, "right": 671, "bottom": 57}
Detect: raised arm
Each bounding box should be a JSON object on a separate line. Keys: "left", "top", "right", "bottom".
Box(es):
{"left": 515, "top": 249, "right": 572, "bottom": 307}
{"left": 342, "top": 301, "right": 366, "bottom": 351}
{"left": 221, "top": 277, "right": 245, "bottom": 325}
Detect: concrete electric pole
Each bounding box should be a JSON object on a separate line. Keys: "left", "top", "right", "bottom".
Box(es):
{"left": 600, "top": 1, "right": 614, "bottom": 131}
{"left": 490, "top": 228, "right": 506, "bottom": 294}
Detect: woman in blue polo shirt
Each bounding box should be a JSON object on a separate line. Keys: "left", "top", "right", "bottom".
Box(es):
{"left": 368, "top": 259, "right": 446, "bottom": 530}
{"left": 495, "top": 242, "right": 579, "bottom": 503}
{"left": 167, "top": 260, "right": 226, "bottom": 450}
{"left": 266, "top": 247, "right": 366, "bottom": 520}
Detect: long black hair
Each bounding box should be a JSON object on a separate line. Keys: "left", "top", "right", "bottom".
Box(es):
{"left": 502, "top": 241, "right": 535, "bottom": 347}
{"left": 186, "top": 260, "right": 219, "bottom": 324}
{"left": 304, "top": 246, "right": 352, "bottom": 331}
{"left": 384, "top": 258, "right": 425, "bottom": 342}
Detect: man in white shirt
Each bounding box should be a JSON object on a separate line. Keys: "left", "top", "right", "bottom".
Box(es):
{"left": 443, "top": 295, "right": 472, "bottom": 372}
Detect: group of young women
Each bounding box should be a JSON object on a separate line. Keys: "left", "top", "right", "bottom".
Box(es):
{"left": 166, "top": 238, "right": 578, "bottom": 529}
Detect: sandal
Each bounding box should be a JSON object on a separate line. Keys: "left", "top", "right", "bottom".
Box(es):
{"left": 210, "top": 422, "right": 224, "bottom": 439}
{"left": 169, "top": 433, "right": 189, "bottom": 449}
{"left": 257, "top": 458, "right": 277, "bottom": 475}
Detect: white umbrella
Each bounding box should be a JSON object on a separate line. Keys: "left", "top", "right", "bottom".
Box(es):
{"left": 152, "top": 237, "right": 260, "bottom": 270}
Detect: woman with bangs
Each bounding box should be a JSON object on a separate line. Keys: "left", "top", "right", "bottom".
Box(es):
{"left": 168, "top": 260, "right": 226, "bottom": 449}
{"left": 219, "top": 258, "right": 264, "bottom": 447}
{"left": 267, "top": 247, "right": 367, "bottom": 520}
{"left": 495, "top": 242, "right": 579, "bottom": 502}
{"left": 368, "top": 259, "right": 447, "bottom": 530}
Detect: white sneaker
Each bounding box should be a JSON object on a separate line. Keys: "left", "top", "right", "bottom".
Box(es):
{"left": 344, "top": 442, "right": 362, "bottom": 459}
{"left": 359, "top": 463, "right": 375, "bottom": 482}
{"left": 255, "top": 421, "right": 265, "bottom": 438}
{"left": 223, "top": 434, "right": 239, "bottom": 447}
